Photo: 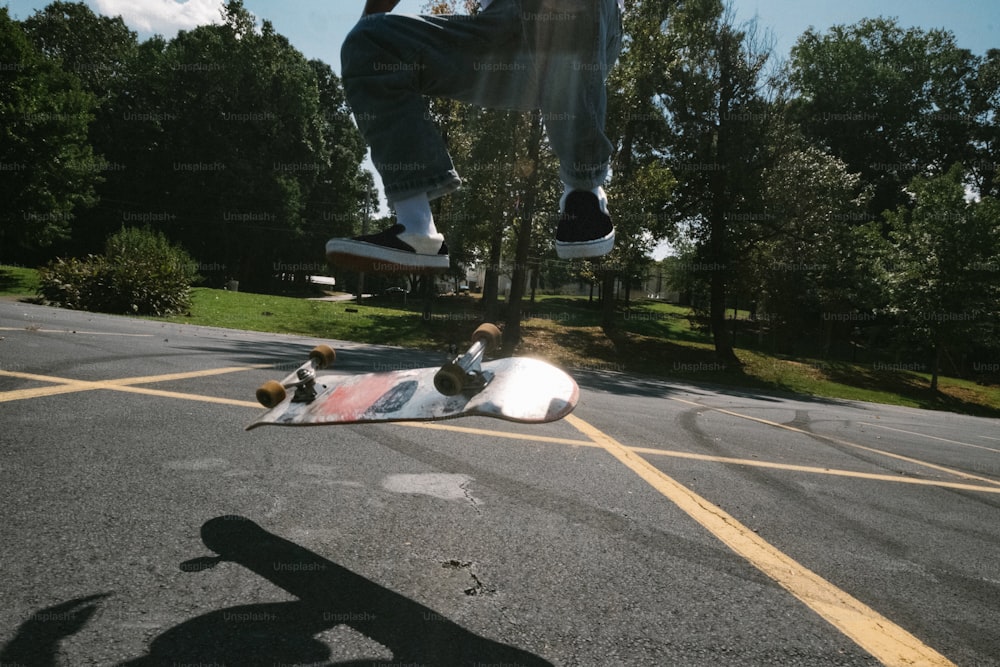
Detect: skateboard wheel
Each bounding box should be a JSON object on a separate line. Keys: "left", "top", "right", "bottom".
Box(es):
{"left": 434, "top": 363, "right": 467, "bottom": 397}
{"left": 472, "top": 323, "right": 501, "bottom": 353}
{"left": 256, "top": 380, "right": 287, "bottom": 408}
{"left": 309, "top": 345, "right": 335, "bottom": 369}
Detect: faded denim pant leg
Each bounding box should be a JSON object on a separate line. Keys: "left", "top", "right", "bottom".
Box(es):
{"left": 341, "top": 0, "right": 622, "bottom": 204}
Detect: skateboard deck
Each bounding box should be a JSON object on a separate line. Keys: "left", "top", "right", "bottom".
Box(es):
{"left": 247, "top": 324, "right": 579, "bottom": 430}
{"left": 247, "top": 356, "right": 578, "bottom": 429}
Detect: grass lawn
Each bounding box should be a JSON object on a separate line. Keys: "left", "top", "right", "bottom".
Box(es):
{"left": 0, "top": 265, "right": 40, "bottom": 296}
{"left": 5, "top": 265, "right": 999, "bottom": 417}
{"left": 517, "top": 314, "right": 1000, "bottom": 417}
{"left": 161, "top": 287, "right": 492, "bottom": 350}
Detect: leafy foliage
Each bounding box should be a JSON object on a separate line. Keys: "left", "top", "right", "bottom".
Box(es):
{"left": 39, "top": 227, "right": 198, "bottom": 315}
{"left": 21, "top": 1, "right": 144, "bottom": 254}
{"left": 0, "top": 7, "right": 99, "bottom": 254}
{"left": 8, "top": 1, "right": 367, "bottom": 292}
{"left": 643, "top": 0, "right": 777, "bottom": 363}
{"left": 747, "top": 143, "right": 881, "bottom": 346}
{"left": 789, "top": 18, "right": 980, "bottom": 216}
{"left": 883, "top": 165, "right": 1000, "bottom": 388}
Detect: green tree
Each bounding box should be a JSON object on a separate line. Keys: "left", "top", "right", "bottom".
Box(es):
{"left": 14, "top": 0, "right": 366, "bottom": 289}
{"left": 22, "top": 1, "right": 137, "bottom": 99}
{"left": 501, "top": 109, "right": 558, "bottom": 350}
{"left": 657, "top": 0, "right": 776, "bottom": 365}
{"left": 605, "top": 0, "right": 677, "bottom": 326}
{"left": 305, "top": 58, "right": 370, "bottom": 241}
{"left": 748, "top": 141, "right": 882, "bottom": 354}
{"left": 970, "top": 49, "right": 1000, "bottom": 199}
{"left": 437, "top": 102, "right": 561, "bottom": 337}
{"left": 884, "top": 164, "right": 1000, "bottom": 390}
{"left": 789, "top": 18, "right": 980, "bottom": 218}
{"left": 139, "top": 0, "right": 366, "bottom": 290}
{"left": 0, "top": 7, "right": 99, "bottom": 258}
{"left": 22, "top": 1, "right": 142, "bottom": 254}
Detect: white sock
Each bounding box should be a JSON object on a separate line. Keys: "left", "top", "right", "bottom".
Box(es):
{"left": 391, "top": 192, "right": 444, "bottom": 254}
{"left": 392, "top": 192, "right": 438, "bottom": 237}
{"left": 561, "top": 184, "right": 609, "bottom": 214}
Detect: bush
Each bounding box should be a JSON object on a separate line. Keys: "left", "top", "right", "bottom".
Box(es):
{"left": 39, "top": 227, "right": 198, "bottom": 315}
{"left": 37, "top": 255, "right": 107, "bottom": 311}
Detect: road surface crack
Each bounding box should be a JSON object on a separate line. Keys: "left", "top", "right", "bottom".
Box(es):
{"left": 442, "top": 559, "right": 495, "bottom": 596}
{"left": 460, "top": 479, "right": 482, "bottom": 514}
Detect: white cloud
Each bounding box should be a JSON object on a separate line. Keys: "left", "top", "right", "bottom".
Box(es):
{"left": 88, "top": 0, "right": 224, "bottom": 35}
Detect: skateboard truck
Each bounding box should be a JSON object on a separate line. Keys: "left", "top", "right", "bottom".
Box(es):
{"left": 433, "top": 323, "right": 502, "bottom": 397}
{"left": 290, "top": 366, "right": 319, "bottom": 403}
{"left": 255, "top": 345, "right": 336, "bottom": 408}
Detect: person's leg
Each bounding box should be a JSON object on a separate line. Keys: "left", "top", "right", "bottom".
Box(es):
{"left": 524, "top": 0, "right": 621, "bottom": 191}
{"left": 520, "top": 0, "right": 622, "bottom": 258}
{"left": 331, "top": 0, "right": 622, "bottom": 270}
{"left": 330, "top": 1, "right": 532, "bottom": 270}
{"left": 340, "top": 2, "right": 537, "bottom": 201}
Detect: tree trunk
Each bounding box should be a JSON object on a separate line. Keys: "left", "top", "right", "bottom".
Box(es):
{"left": 709, "top": 263, "right": 738, "bottom": 366}
{"left": 504, "top": 210, "right": 532, "bottom": 354}
{"left": 707, "top": 202, "right": 738, "bottom": 365}
{"left": 601, "top": 270, "right": 616, "bottom": 330}
{"left": 503, "top": 111, "right": 544, "bottom": 354}
{"left": 930, "top": 338, "right": 941, "bottom": 392}
{"left": 529, "top": 262, "right": 538, "bottom": 304}
{"left": 706, "top": 37, "right": 741, "bottom": 369}
{"left": 482, "top": 213, "right": 503, "bottom": 322}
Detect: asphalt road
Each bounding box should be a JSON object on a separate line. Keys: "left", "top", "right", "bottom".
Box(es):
{"left": 1, "top": 299, "right": 998, "bottom": 666}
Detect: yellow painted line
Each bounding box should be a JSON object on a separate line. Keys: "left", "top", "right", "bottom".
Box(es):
{"left": 399, "top": 421, "right": 1000, "bottom": 495}
{"left": 0, "top": 367, "right": 268, "bottom": 404}
{"left": 859, "top": 422, "right": 1000, "bottom": 455}
{"left": 670, "top": 397, "right": 1000, "bottom": 488}
{"left": 629, "top": 446, "right": 1000, "bottom": 495}
{"left": 87, "top": 382, "right": 262, "bottom": 408}
{"left": 565, "top": 413, "right": 955, "bottom": 667}
{"left": 398, "top": 421, "right": 597, "bottom": 448}
{"left": 0, "top": 366, "right": 268, "bottom": 385}
{"left": 0, "top": 383, "right": 110, "bottom": 402}
{"left": 0, "top": 369, "right": 101, "bottom": 384}
{"left": 104, "top": 366, "right": 272, "bottom": 386}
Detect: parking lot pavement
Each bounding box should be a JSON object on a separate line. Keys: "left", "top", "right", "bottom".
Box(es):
{"left": 1, "top": 300, "right": 998, "bottom": 665}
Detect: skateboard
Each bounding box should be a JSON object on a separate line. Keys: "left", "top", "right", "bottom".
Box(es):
{"left": 247, "top": 323, "right": 579, "bottom": 429}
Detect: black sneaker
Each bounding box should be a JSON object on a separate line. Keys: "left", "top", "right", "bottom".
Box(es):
{"left": 555, "top": 191, "right": 615, "bottom": 259}
{"left": 326, "top": 224, "right": 449, "bottom": 273}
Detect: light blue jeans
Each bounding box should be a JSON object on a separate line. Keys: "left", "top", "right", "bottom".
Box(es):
{"left": 341, "top": 0, "right": 623, "bottom": 203}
